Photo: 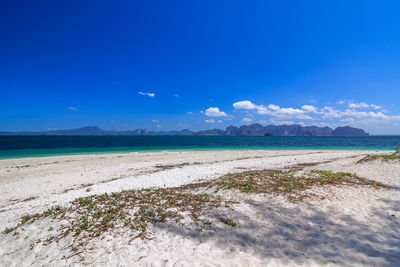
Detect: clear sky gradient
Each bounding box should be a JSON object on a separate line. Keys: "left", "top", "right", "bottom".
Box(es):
{"left": 1, "top": 1, "right": 400, "bottom": 134}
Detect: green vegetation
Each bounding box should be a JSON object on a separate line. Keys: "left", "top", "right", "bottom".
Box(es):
{"left": 4, "top": 227, "right": 14, "bottom": 234}
{"left": 2, "top": 168, "right": 387, "bottom": 254}
{"left": 3, "top": 186, "right": 235, "bottom": 248}
{"left": 220, "top": 218, "right": 237, "bottom": 227}
{"left": 212, "top": 169, "right": 387, "bottom": 201}
{"left": 357, "top": 151, "right": 400, "bottom": 163}
{"left": 2, "top": 207, "right": 59, "bottom": 235}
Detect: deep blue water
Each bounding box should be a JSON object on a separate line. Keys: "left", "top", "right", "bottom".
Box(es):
{"left": 0, "top": 135, "right": 399, "bottom": 159}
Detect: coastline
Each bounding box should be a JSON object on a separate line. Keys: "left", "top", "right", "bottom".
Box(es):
{"left": 1, "top": 135, "right": 399, "bottom": 159}
{"left": 0, "top": 149, "right": 399, "bottom": 265}
{"left": 0, "top": 145, "right": 395, "bottom": 160}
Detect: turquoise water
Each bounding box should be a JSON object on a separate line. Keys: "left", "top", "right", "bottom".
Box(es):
{"left": 0, "top": 135, "right": 398, "bottom": 159}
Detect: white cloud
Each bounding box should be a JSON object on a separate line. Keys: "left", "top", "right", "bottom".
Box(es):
{"left": 187, "top": 111, "right": 193, "bottom": 115}
{"left": 367, "top": 111, "right": 388, "bottom": 119}
{"left": 67, "top": 106, "right": 78, "bottom": 111}
{"left": 272, "top": 107, "right": 312, "bottom": 120}
{"left": 204, "top": 119, "right": 215, "bottom": 123}
{"left": 156, "top": 124, "right": 162, "bottom": 128}
{"left": 371, "top": 104, "right": 382, "bottom": 109}
{"left": 341, "top": 109, "right": 389, "bottom": 119}
{"left": 152, "top": 119, "right": 159, "bottom": 123}
{"left": 258, "top": 120, "right": 267, "bottom": 124}
{"left": 322, "top": 107, "right": 342, "bottom": 118}
{"left": 138, "top": 91, "right": 155, "bottom": 97}
{"left": 218, "top": 120, "right": 223, "bottom": 123}
{"left": 231, "top": 99, "right": 400, "bottom": 133}
{"left": 205, "top": 107, "right": 228, "bottom": 117}
{"left": 232, "top": 100, "right": 271, "bottom": 115}
{"left": 242, "top": 117, "right": 253, "bottom": 123}
{"left": 233, "top": 101, "right": 257, "bottom": 110}
{"left": 322, "top": 107, "right": 395, "bottom": 122}
{"left": 256, "top": 105, "right": 270, "bottom": 115}
{"left": 348, "top": 102, "right": 369, "bottom": 108}
{"left": 341, "top": 118, "right": 355, "bottom": 123}
{"left": 301, "top": 105, "right": 319, "bottom": 113}
{"left": 348, "top": 102, "right": 381, "bottom": 109}
{"left": 233, "top": 100, "right": 313, "bottom": 119}
{"left": 267, "top": 104, "right": 280, "bottom": 111}
{"left": 173, "top": 94, "right": 179, "bottom": 97}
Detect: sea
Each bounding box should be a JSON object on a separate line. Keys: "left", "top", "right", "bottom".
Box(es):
{"left": 0, "top": 135, "right": 399, "bottom": 159}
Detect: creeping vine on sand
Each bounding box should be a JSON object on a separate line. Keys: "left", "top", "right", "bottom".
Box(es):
{"left": 357, "top": 151, "right": 400, "bottom": 163}
{"left": 211, "top": 169, "right": 387, "bottom": 201}
{"left": 3, "top": 168, "right": 388, "bottom": 258}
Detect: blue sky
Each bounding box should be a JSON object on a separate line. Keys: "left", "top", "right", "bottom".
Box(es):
{"left": 1, "top": 1, "right": 400, "bottom": 134}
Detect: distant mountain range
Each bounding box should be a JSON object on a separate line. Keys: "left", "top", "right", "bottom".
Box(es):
{"left": 0, "top": 124, "right": 369, "bottom": 136}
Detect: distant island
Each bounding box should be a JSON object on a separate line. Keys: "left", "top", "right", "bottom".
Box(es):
{"left": 0, "top": 124, "right": 369, "bottom": 136}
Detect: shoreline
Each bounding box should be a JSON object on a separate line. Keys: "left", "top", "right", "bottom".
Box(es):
{"left": 0, "top": 146, "right": 395, "bottom": 160}
{"left": 0, "top": 149, "right": 399, "bottom": 265}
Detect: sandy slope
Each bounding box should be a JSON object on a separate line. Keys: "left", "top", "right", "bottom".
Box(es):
{"left": 0, "top": 150, "right": 399, "bottom": 266}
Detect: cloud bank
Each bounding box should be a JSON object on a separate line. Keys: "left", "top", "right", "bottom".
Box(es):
{"left": 232, "top": 100, "right": 400, "bottom": 134}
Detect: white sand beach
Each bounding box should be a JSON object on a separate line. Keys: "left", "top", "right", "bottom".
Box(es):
{"left": 0, "top": 150, "right": 399, "bottom": 266}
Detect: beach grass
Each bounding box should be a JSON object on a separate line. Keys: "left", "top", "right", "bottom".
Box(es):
{"left": 212, "top": 169, "right": 387, "bottom": 201}
{"left": 4, "top": 187, "right": 235, "bottom": 246}
{"left": 357, "top": 151, "right": 400, "bottom": 163}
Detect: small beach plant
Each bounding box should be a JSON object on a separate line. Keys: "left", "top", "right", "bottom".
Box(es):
{"left": 211, "top": 169, "right": 388, "bottom": 201}
{"left": 357, "top": 147, "right": 400, "bottom": 163}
